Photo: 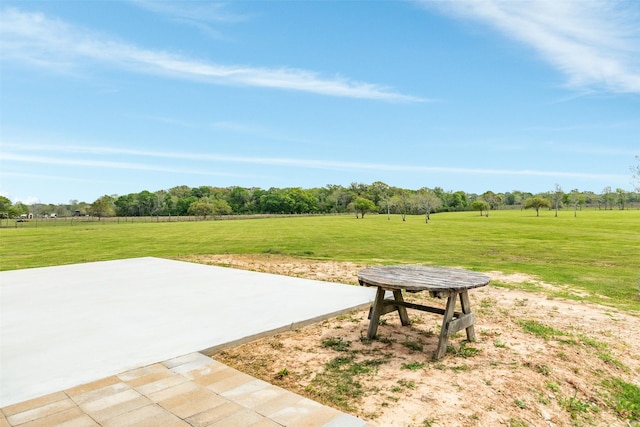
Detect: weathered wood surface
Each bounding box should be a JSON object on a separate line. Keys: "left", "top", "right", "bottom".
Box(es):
{"left": 436, "top": 294, "right": 459, "bottom": 359}
{"left": 458, "top": 289, "right": 476, "bottom": 341}
{"left": 359, "top": 265, "right": 489, "bottom": 359}
{"left": 375, "top": 299, "right": 452, "bottom": 316}
{"left": 446, "top": 312, "right": 476, "bottom": 336}
{"left": 358, "top": 265, "right": 490, "bottom": 292}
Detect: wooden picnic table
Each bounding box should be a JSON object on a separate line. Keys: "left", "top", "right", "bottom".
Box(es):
{"left": 358, "top": 265, "right": 490, "bottom": 359}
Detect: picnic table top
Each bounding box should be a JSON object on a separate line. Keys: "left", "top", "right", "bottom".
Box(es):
{"left": 357, "top": 265, "right": 490, "bottom": 293}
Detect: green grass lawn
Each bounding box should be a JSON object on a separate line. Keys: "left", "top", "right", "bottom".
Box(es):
{"left": 1, "top": 209, "right": 639, "bottom": 310}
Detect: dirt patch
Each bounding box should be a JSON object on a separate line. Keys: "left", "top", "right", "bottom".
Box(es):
{"left": 180, "top": 254, "right": 640, "bottom": 427}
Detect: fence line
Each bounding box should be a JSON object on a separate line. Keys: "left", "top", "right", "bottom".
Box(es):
{"left": 4, "top": 213, "right": 347, "bottom": 228}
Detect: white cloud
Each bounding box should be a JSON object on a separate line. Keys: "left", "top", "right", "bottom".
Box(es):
{"left": 3, "top": 142, "right": 624, "bottom": 182}
{"left": 14, "top": 195, "right": 40, "bottom": 205}
{"left": 1, "top": 153, "right": 236, "bottom": 177}
{"left": 0, "top": 8, "right": 422, "bottom": 102}
{"left": 0, "top": 188, "right": 38, "bottom": 205}
{"left": 130, "top": 0, "right": 247, "bottom": 40}
{"left": 422, "top": 0, "right": 640, "bottom": 94}
{"left": 130, "top": 0, "right": 248, "bottom": 24}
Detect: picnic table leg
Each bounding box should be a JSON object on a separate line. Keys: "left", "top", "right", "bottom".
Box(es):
{"left": 459, "top": 290, "right": 476, "bottom": 342}
{"left": 392, "top": 290, "right": 411, "bottom": 326}
{"left": 435, "top": 293, "right": 458, "bottom": 359}
{"left": 367, "top": 287, "right": 386, "bottom": 339}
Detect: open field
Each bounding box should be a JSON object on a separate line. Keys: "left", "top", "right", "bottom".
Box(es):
{"left": 2, "top": 209, "right": 639, "bottom": 310}
{"left": 2, "top": 210, "right": 639, "bottom": 426}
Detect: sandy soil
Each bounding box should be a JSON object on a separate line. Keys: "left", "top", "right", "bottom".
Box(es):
{"left": 182, "top": 254, "right": 640, "bottom": 427}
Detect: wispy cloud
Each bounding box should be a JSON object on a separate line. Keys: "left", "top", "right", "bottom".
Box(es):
{"left": 3, "top": 143, "right": 624, "bottom": 181}
{"left": 0, "top": 8, "right": 422, "bottom": 102}
{"left": 524, "top": 120, "right": 635, "bottom": 132}
{"left": 131, "top": 0, "right": 248, "bottom": 24}
{"left": 129, "top": 0, "right": 248, "bottom": 39}
{"left": 128, "top": 114, "right": 199, "bottom": 129}
{"left": 421, "top": 0, "right": 640, "bottom": 94}
{"left": 1, "top": 153, "right": 236, "bottom": 177}
{"left": 210, "top": 121, "right": 317, "bottom": 146}
{"left": 1, "top": 171, "right": 96, "bottom": 183}
{"left": 543, "top": 143, "right": 637, "bottom": 157}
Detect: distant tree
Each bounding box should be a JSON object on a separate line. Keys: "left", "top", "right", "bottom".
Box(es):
{"left": 415, "top": 188, "right": 442, "bottom": 223}
{"left": 325, "top": 184, "right": 351, "bottom": 213}
{"left": 191, "top": 186, "right": 212, "bottom": 199}
{"left": 287, "top": 187, "right": 319, "bottom": 213}
{"left": 51, "top": 203, "right": 71, "bottom": 217}
{"left": 349, "top": 182, "right": 370, "bottom": 198}
{"left": 505, "top": 191, "right": 525, "bottom": 209}
{"left": 246, "top": 188, "right": 265, "bottom": 213}
{"left": 504, "top": 192, "right": 517, "bottom": 206}
{"left": 89, "top": 195, "right": 116, "bottom": 218}
{"left": 176, "top": 196, "right": 198, "bottom": 216}
{"left": 552, "top": 184, "right": 563, "bottom": 217}
{"left": 615, "top": 188, "right": 628, "bottom": 210}
{"left": 211, "top": 199, "right": 232, "bottom": 216}
{"left": 114, "top": 191, "right": 156, "bottom": 216}
{"left": 188, "top": 198, "right": 215, "bottom": 219}
{"left": 0, "top": 196, "right": 20, "bottom": 223}
{"left": 309, "top": 187, "right": 330, "bottom": 213}
{"left": 259, "top": 188, "right": 292, "bottom": 214}
{"left": 0, "top": 196, "right": 13, "bottom": 218}
{"left": 601, "top": 186, "right": 615, "bottom": 210}
{"left": 227, "top": 186, "right": 250, "bottom": 214}
{"left": 570, "top": 189, "right": 584, "bottom": 217}
{"left": 391, "top": 190, "right": 412, "bottom": 221}
{"left": 519, "top": 191, "right": 534, "bottom": 210}
{"left": 480, "top": 191, "right": 501, "bottom": 212}
{"left": 370, "top": 181, "right": 391, "bottom": 220}
{"left": 258, "top": 188, "right": 316, "bottom": 214}
{"left": 150, "top": 190, "right": 171, "bottom": 215}
{"left": 168, "top": 185, "right": 192, "bottom": 199}
{"left": 432, "top": 187, "right": 447, "bottom": 208}
{"left": 351, "top": 197, "right": 377, "bottom": 218}
{"left": 447, "top": 190, "right": 468, "bottom": 211}
{"left": 161, "top": 192, "right": 175, "bottom": 216}
{"left": 114, "top": 194, "right": 134, "bottom": 216}
{"left": 471, "top": 200, "right": 490, "bottom": 217}
{"left": 13, "top": 202, "right": 29, "bottom": 216}
{"left": 524, "top": 197, "right": 551, "bottom": 216}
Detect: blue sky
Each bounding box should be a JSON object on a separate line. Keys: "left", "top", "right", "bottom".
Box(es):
{"left": 1, "top": 1, "right": 639, "bottom": 205}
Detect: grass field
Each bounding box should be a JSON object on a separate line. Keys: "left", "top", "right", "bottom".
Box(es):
{"left": 1, "top": 209, "right": 639, "bottom": 311}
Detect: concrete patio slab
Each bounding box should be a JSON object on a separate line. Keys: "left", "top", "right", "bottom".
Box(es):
{"left": 0, "top": 257, "right": 375, "bottom": 407}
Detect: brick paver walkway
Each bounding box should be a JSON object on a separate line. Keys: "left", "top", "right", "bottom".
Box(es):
{"left": 1, "top": 353, "right": 375, "bottom": 427}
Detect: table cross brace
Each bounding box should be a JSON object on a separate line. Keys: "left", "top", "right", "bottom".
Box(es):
{"left": 366, "top": 288, "right": 477, "bottom": 359}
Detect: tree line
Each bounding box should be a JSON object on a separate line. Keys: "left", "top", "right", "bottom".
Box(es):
{"left": 2, "top": 181, "right": 638, "bottom": 222}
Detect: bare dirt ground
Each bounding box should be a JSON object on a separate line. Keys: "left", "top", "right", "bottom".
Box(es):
{"left": 182, "top": 254, "right": 640, "bottom": 427}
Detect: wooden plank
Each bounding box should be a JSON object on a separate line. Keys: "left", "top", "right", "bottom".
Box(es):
{"left": 367, "top": 287, "right": 386, "bottom": 339}
{"left": 358, "top": 265, "right": 490, "bottom": 293}
{"left": 373, "top": 298, "right": 449, "bottom": 318}
{"left": 381, "top": 299, "right": 451, "bottom": 316}
{"left": 459, "top": 290, "right": 476, "bottom": 341}
{"left": 374, "top": 300, "right": 414, "bottom": 316}
{"left": 435, "top": 295, "right": 458, "bottom": 359}
{"left": 446, "top": 313, "right": 476, "bottom": 336}
{"left": 392, "top": 290, "right": 411, "bottom": 326}
{"left": 378, "top": 304, "right": 400, "bottom": 316}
